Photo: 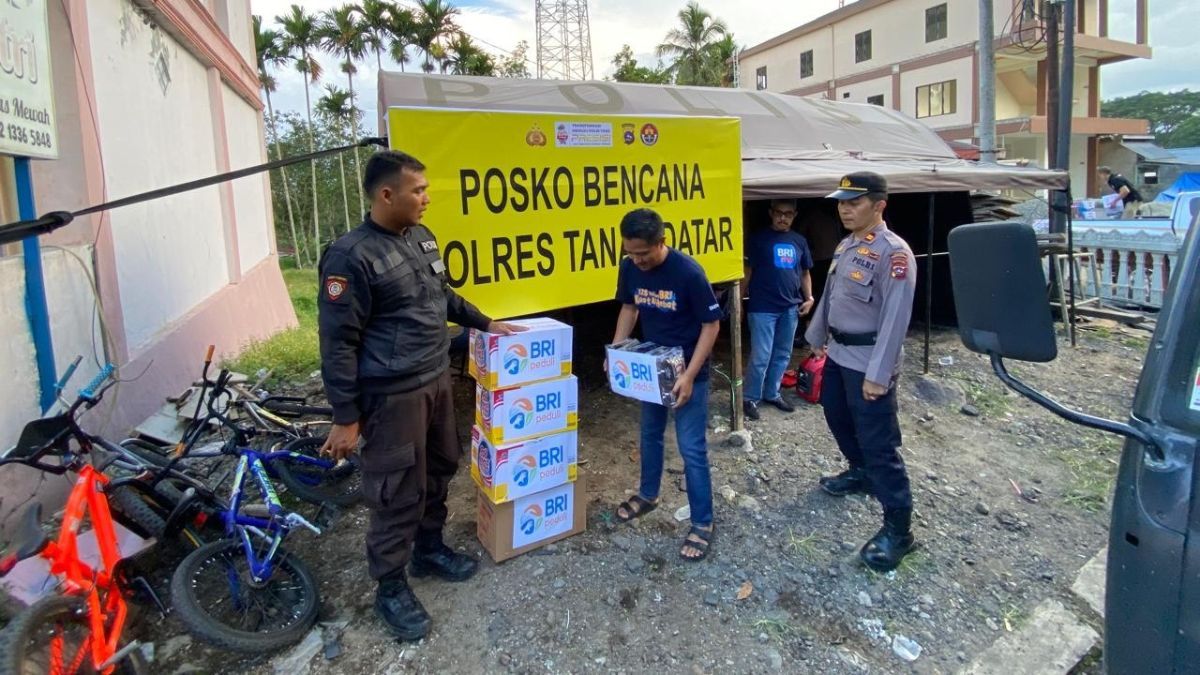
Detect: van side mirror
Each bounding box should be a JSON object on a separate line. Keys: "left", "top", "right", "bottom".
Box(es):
{"left": 947, "top": 221, "right": 1164, "bottom": 462}
{"left": 947, "top": 221, "right": 1057, "bottom": 363}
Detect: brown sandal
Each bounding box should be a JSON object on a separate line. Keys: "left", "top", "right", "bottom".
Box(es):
{"left": 615, "top": 495, "right": 658, "bottom": 523}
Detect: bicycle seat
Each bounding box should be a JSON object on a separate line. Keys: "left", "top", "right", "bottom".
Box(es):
{"left": 11, "top": 415, "right": 71, "bottom": 459}
{"left": 13, "top": 503, "right": 50, "bottom": 560}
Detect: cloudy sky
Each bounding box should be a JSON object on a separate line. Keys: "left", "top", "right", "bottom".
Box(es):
{"left": 251, "top": 0, "right": 1197, "bottom": 125}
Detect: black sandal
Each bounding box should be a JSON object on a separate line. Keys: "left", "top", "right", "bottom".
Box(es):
{"left": 680, "top": 525, "right": 714, "bottom": 561}
{"left": 615, "top": 495, "right": 658, "bottom": 523}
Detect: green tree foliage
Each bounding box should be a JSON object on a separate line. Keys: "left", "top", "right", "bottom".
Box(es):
{"left": 1102, "top": 89, "right": 1200, "bottom": 148}
{"left": 610, "top": 45, "right": 671, "bottom": 84}
{"left": 656, "top": 1, "right": 730, "bottom": 86}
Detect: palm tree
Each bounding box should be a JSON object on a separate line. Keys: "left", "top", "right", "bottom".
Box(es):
{"left": 277, "top": 5, "right": 325, "bottom": 250}
{"left": 414, "top": 0, "right": 460, "bottom": 73}
{"left": 356, "top": 0, "right": 393, "bottom": 71}
{"left": 656, "top": 1, "right": 729, "bottom": 86}
{"left": 254, "top": 16, "right": 307, "bottom": 268}
{"left": 387, "top": 6, "right": 417, "bottom": 72}
{"left": 317, "top": 86, "right": 355, "bottom": 233}
{"left": 445, "top": 33, "right": 496, "bottom": 76}
{"left": 319, "top": 5, "right": 367, "bottom": 211}
{"left": 709, "top": 33, "right": 739, "bottom": 88}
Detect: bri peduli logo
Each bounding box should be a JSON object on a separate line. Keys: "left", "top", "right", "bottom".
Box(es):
{"left": 519, "top": 503, "right": 543, "bottom": 535}
{"left": 512, "top": 455, "right": 538, "bottom": 487}
{"left": 509, "top": 398, "right": 534, "bottom": 429}
{"left": 504, "top": 344, "right": 529, "bottom": 375}
{"left": 613, "top": 361, "right": 631, "bottom": 389}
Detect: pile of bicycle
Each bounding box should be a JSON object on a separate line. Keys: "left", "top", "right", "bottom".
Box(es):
{"left": 0, "top": 347, "right": 360, "bottom": 673}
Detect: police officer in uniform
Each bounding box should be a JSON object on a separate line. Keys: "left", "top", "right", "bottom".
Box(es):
{"left": 318, "top": 151, "right": 522, "bottom": 640}
{"left": 804, "top": 172, "right": 918, "bottom": 572}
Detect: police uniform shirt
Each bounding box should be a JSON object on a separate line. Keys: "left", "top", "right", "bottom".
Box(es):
{"left": 1106, "top": 173, "right": 1144, "bottom": 205}
{"left": 745, "top": 228, "right": 814, "bottom": 313}
{"left": 615, "top": 249, "right": 723, "bottom": 381}
{"left": 804, "top": 222, "right": 916, "bottom": 386}
{"left": 318, "top": 217, "right": 491, "bottom": 424}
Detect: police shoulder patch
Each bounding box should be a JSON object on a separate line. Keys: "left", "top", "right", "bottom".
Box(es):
{"left": 419, "top": 240, "right": 438, "bottom": 253}
{"left": 324, "top": 275, "right": 349, "bottom": 301}
{"left": 889, "top": 251, "right": 909, "bottom": 280}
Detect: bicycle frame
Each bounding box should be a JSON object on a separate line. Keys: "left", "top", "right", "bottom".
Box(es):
{"left": 38, "top": 464, "right": 128, "bottom": 673}
{"left": 224, "top": 450, "right": 321, "bottom": 583}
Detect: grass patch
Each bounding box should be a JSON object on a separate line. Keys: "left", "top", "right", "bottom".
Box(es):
{"left": 785, "top": 528, "right": 826, "bottom": 561}
{"left": 946, "top": 372, "right": 1012, "bottom": 416}
{"left": 752, "top": 617, "right": 797, "bottom": 642}
{"left": 225, "top": 266, "right": 320, "bottom": 383}
{"left": 1001, "top": 603, "right": 1027, "bottom": 632}
{"left": 1055, "top": 439, "right": 1121, "bottom": 513}
{"left": 1120, "top": 336, "right": 1149, "bottom": 352}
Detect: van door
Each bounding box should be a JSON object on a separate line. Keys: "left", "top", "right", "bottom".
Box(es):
{"left": 1106, "top": 216, "right": 1200, "bottom": 674}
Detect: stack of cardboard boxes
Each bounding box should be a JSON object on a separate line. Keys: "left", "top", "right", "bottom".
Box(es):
{"left": 469, "top": 318, "right": 585, "bottom": 562}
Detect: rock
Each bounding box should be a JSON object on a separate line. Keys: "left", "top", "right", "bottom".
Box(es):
{"left": 857, "top": 591, "right": 873, "bottom": 607}
{"left": 704, "top": 590, "right": 720, "bottom": 607}
{"left": 975, "top": 502, "right": 991, "bottom": 516}
{"left": 912, "top": 375, "right": 966, "bottom": 407}
{"left": 841, "top": 541, "right": 858, "bottom": 552}
{"left": 499, "top": 653, "right": 512, "bottom": 666}
{"left": 892, "top": 635, "right": 922, "bottom": 662}
{"left": 725, "top": 430, "right": 753, "bottom": 450}
{"left": 960, "top": 404, "right": 981, "bottom": 417}
{"left": 719, "top": 485, "right": 739, "bottom": 504}
{"left": 612, "top": 535, "right": 633, "bottom": 552}
{"left": 553, "top": 579, "right": 567, "bottom": 590}
{"left": 985, "top": 617, "right": 1000, "bottom": 631}
{"left": 625, "top": 557, "right": 646, "bottom": 574}
{"left": 270, "top": 626, "right": 324, "bottom": 674}
{"left": 738, "top": 495, "right": 762, "bottom": 511}
{"left": 767, "top": 648, "right": 784, "bottom": 671}
{"left": 919, "top": 594, "right": 935, "bottom": 607}
{"left": 674, "top": 505, "right": 692, "bottom": 521}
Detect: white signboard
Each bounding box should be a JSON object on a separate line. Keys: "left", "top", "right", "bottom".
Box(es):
{"left": 1, "top": 0, "right": 58, "bottom": 159}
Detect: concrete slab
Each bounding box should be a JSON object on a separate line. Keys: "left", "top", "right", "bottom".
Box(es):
{"left": 960, "top": 599, "right": 1098, "bottom": 675}
{"left": 1071, "top": 547, "right": 1107, "bottom": 618}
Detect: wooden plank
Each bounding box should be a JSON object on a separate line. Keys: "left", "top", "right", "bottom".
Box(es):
{"left": 1049, "top": 302, "right": 1147, "bottom": 325}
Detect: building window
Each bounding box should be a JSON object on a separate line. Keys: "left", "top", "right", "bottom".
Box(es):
{"left": 755, "top": 66, "right": 767, "bottom": 90}
{"left": 867, "top": 94, "right": 885, "bottom": 106}
{"left": 855, "top": 30, "right": 872, "bottom": 63}
{"left": 925, "top": 4, "right": 948, "bottom": 42}
{"left": 915, "top": 79, "right": 957, "bottom": 118}
{"left": 800, "top": 50, "right": 813, "bottom": 79}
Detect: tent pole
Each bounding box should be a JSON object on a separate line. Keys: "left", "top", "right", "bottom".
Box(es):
{"left": 923, "top": 194, "right": 935, "bottom": 374}
{"left": 731, "top": 280, "right": 744, "bottom": 432}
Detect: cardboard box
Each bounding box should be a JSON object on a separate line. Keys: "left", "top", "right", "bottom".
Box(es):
{"left": 475, "top": 375, "right": 578, "bottom": 444}
{"left": 469, "top": 318, "right": 573, "bottom": 391}
{"left": 471, "top": 427, "right": 578, "bottom": 503}
{"left": 605, "top": 339, "right": 686, "bottom": 406}
{"left": 477, "top": 474, "right": 587, "bottom": 562}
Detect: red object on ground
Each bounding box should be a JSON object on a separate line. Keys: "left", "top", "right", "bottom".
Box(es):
{"left": 795, "top": 354, "right": 826, "bottom": 403}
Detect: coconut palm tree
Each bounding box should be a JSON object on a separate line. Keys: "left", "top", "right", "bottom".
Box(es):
{"left": 356, "top": 0, "right": 393, "bottom": 71}
{"left": 387, "top": 5, "right": 417, "bottom": 72}
{"left": 656, "top": 1, "right": 729, "bottom": 86}
{"left": 709, "top": 33, "right": 740, "bottom": 88}
{"left": 277, "top": 5, "right": 326, "bottom": 248}
{"left": 319, "top": 5, "right": 367, "bottom": 210}
{"left": 445, "top": 33, "right": 495, "bottom": 76}
{"left": 317, "top": 86, "right": 355, "bottom": 233}
{"left": 414, "top": 0, "right": 460, "bottom": 73}
{"left": 254, "top": 15, "right": 307, "bottom": 268}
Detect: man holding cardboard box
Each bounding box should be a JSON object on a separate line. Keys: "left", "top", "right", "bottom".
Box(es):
{"left": 610, "top": 208, "right": 722, "bottom": 561}
{"left": 318, "top": 151, "right": 523, "bottom": 641}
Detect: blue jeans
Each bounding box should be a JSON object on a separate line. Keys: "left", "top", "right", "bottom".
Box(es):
{"left": 638, "top": 379, "right": 713, "bottom": 527}
{"left": 746, "top": 308, "right": 799, "bottom": 402}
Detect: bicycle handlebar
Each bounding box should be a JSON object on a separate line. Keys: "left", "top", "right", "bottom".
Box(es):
{"left": 80, "top": 364, "right": 115, "bottom": 401}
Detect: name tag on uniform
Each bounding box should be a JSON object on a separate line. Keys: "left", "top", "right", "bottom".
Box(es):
{"left": 419, "top": 240, "right": 438, "bottom": 253}
{"left": 431, "top": 259, "right": 446, "bottom": 274}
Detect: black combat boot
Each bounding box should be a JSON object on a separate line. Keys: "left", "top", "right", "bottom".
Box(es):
{"left": 818, "top": 466, "right": 869, "bottom": 497}
{"left": 375, "top": 575, "right": 431, "bottom": 641}
{"left": 411, "top": 530, "right": 479, "bottom": 582}
{"left": 860, "top": 508, "right": 916, "bottom": 572}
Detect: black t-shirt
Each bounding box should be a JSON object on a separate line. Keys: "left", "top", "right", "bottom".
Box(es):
{"left": 745, "top": 228, "right": 813, "bottom": 313}
{"left": 616, "top": 249, "right": 723, "bottom": 381}
{"left": 1107, "top": 174, "right": 1144, "bottom": 204}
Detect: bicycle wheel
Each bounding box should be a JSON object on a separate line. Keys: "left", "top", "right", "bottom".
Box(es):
{"left": 0, "top": 594, "right": 147, "bottom": 674}
{"left": 272, "top": 436, "right": 361, "bottom": 507}
{"left": 170, "top": 538, "right": 319, "bottom": 653}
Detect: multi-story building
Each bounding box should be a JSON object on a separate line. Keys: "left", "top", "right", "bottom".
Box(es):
{"left": 737, "top": 0, "right": 1152, "bottom": 196}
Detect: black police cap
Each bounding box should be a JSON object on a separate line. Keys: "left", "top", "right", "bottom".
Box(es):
{"left": 826, "top": 171, "right": 888, "bottom": 200}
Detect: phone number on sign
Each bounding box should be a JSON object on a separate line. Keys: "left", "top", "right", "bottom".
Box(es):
{"left": 0, "top": 124, "right": 53, "bottom": 149}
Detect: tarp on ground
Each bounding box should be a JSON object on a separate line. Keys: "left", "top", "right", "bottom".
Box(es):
{"left": 377, "top": 73, "right": 1068, "bottom": 197}
{"left": 1154, "top": 172, "right": 1200, "bottom": 202}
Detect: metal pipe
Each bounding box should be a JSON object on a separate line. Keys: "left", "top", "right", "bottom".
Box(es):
{"left": 924, "top": 193, "right": 934, "bottom": 374}
{"left": 15, "top": 157, "right": 58, "bottom": 413}
{"left": 978, "top": 0, "right": 998, "bottom": 163}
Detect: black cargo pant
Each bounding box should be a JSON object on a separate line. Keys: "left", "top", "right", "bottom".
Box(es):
{"left": 820, "top": 357, "right": 912, "bottom": 511}
{"left": 359, "top": 369, "right": 459, "bottom": 581}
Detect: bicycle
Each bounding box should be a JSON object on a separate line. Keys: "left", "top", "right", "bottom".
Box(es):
{"left": 0, "top": 363, "right": 171, "bottom": 674}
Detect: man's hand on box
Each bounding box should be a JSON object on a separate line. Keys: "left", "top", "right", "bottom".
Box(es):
{"left": 672, "top": 372, "right": 695, "bottom": 409}
{"left": 487, "top": 321, "right": 528, "bottom": 336}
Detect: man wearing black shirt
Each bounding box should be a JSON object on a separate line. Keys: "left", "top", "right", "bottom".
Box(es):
{"left": 1098, "top": 166, "right": 1144, "bottom": 218}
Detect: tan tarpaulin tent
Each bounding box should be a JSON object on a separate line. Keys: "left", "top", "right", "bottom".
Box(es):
{"left": 376, "top": 73, "right": 1069, "bottom": 196}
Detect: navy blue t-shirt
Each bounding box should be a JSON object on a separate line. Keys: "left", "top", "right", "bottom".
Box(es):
{"left": 615, "top": 249, "right": 722, "bottom": 380}
{"left": 745, "top": 228, "right": 813, "bottom": 313}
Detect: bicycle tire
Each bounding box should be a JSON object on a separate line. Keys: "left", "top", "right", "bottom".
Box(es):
{"left": 0, "top": 594, "right": 148, "bottom": 674}
{"left": 272, "top": 436, "right": 361, "bottom": 507}
{"left": 170, "top": 538, "right": 320, "bottom": 653}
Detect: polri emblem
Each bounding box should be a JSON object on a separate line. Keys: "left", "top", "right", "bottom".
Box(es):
{"left": 325, "top": 275, "right": 348, "bottom": 301}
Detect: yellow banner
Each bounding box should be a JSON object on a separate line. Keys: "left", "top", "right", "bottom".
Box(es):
{"left": 387, "top": 108, "right": 742, "bottom": 319}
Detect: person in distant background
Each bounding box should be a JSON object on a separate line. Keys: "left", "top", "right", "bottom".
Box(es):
{"left": 1098, "top": 166, "right": 1145, "bottom": 218}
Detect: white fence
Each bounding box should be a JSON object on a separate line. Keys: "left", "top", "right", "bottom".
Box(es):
{"left": 1074, "top": 228, "right": 1183, "bottom": 309}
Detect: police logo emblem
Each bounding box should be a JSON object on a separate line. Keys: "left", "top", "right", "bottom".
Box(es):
{"left": 849, "top": 269, "right": 865, "bottom": 281}
{"left": 640, "top": 123, "right": 659, "bottom": 146}
{"left": 840, "top": 177, "right": 852, "bottom": 188}
{"left": 325, "top": 275, "right": 348, "bottom": 301}
{"left": 525, "top": 126, "right": 547, "bottom": 147}
{"left": 890, "top": 252, "right": 909, "bottom": 280}
{"left": 622, "top": 123, "right": 636, "bottom": 145}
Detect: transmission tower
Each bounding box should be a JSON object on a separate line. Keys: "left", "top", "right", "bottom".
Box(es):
{"left": 535, "top": 0, "right": 594, "bottom": 80}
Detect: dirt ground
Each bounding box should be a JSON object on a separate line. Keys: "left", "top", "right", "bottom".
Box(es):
{"left": 136, "top": 321, "right": 1148, "bottom": 675}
